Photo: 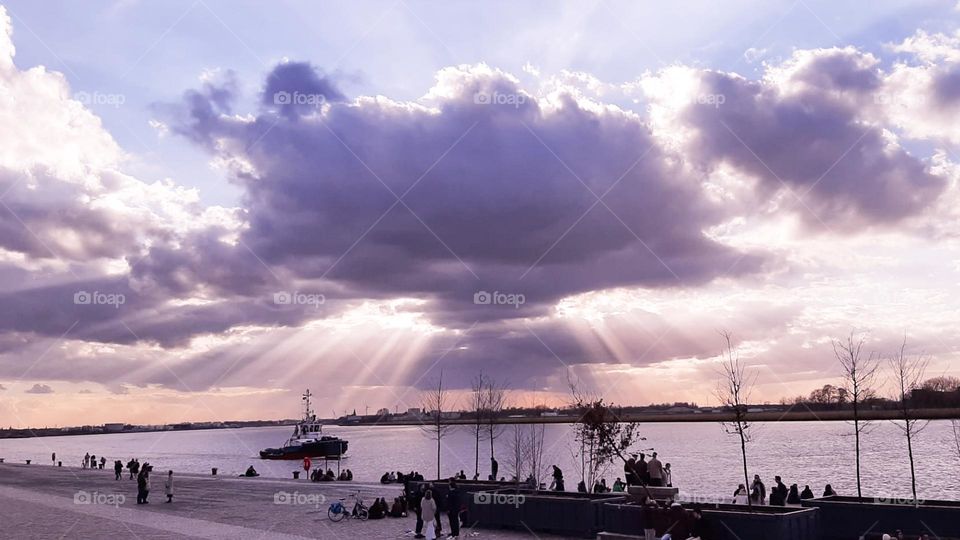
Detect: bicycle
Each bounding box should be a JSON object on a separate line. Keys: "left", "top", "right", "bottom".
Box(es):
{"left": 328, "top": 491, "right": 369, "bottom": 522}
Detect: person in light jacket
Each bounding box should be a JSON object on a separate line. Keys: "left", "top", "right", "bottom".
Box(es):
{"left": 420, "top": 489, "right": 439, "bottom": 540}
{"left": 164, "top": 471, "right": 174, "bottom": 503}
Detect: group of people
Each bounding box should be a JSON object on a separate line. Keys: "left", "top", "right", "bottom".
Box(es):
{"left": 366, "top": 496, "right": 408, "bottom": 519}
{"left": 639, "top": 497, "right": 709, "bottom": 540}
{"left": 81, "top": 453, "right": 107, "bottom": 470}
{"left": 734, "top": 474, "right": 838, "bottom": 505}
{"left": 409, "top": 480, "right": 463, "bottom": 540}
{"left": 623, "top": 451, "right": 673, "bottom": 488}
{"left": 381, "top": 470, "right": 424, "bottom": 484}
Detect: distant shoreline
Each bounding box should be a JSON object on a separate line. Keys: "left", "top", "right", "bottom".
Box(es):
{"left": 2, "top": 407, "right": 958, "bottom": 439}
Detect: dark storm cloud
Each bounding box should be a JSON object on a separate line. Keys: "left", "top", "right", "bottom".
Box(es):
{"left": 156, "top": 63, "right": 764, "bottom": 329}
{"left": 261, "top": 61, "right": 346, "bottom": 119}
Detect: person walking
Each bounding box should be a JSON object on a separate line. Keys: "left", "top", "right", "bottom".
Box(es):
{"left": 114, "top": 460, "right": 123, "bottom": 480}
{"left": 164, "top": 471, "right": 174, "bottom": 503}
{"left": 647, "top": 452, "right": 664, "bottom": 487}
{"left": 136, "top": 469, "right": 147, "bottom": 504}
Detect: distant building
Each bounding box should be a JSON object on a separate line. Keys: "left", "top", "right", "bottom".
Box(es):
{"left": 376, "top": 408, "right": 390, "bottom": 416}
{"left": 103, "top": 423, "right": 124, "bottom": 433}
{"left": 540, "top": 411, "right": 559, "bottom": 417}
{"left": 406, "top": 407, "right": 422, "bottom": 415}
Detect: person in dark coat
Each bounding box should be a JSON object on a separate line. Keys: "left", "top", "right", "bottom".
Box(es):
{"left": 800, "top": 485, "right": 815, "bottom": 499}
{"left": 411, "top": 484, "right": 425, "bottom": 539}
{"left": 446, "top": 480, "right": 461, "bottom": 538}
{"left": 770, "top": 476, "right": 787, "bottom": 506}
{"left": 490, "top": 457, "right": 498, "bottom": 480}
{"left": 787, "top": 484, "right": 801, "bottom": 504}
{"left": 114, "top": 460, "right": 123, "bottom": 480}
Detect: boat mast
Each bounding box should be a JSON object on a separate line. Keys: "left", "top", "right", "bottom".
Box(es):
{"left": 302, "top": 389, "right": 314, "bottom": 421}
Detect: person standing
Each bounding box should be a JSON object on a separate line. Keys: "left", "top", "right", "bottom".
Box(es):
{"left": 164, "top": 471, "right": 174, "bottom": 503}
{"left": 490, "top": 457, "right": 498, "bottom": 481}
{"left": 411, "top": 484, "right": 425, "bottom": 539}
{"left": 446, "top": 480, "right": 460, "bottom": 538}
{"left": 637, "top": 453, "right": 649, "bottom": 485}
{"left": 83, "top": 453, "right": 90, "bottom": 469}
{"left": 420, "top": 489, "right": 438, "bottom": 540}
{"left": 647, "top": 452, "right": 664, "bottom": 487}
{"left": 114, "top": 460, "right": 123, "bottom": 480}
{"left": 51, "top": 452, "right": 56, "bottom": 466}
{"left": 624, "top": 455, "right": 638, "bottom": 486}
{"left": 663, "top": 463, "right": 673, "bottom": 487}
{"left": 770, "top": 476, "right": 787, "bottom": 506}
{"left": 136, "top": 469, "right": 147, "bottom": 504}
{"left": 99, "top": 456, "right": 106, "bottom": 470}
{"left": 751, "top": 475, "right": 766, "bottom": 505}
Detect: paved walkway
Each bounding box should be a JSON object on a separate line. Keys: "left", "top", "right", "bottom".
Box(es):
{"left": 0, "top": 464, "right": 573, "bottom": 539}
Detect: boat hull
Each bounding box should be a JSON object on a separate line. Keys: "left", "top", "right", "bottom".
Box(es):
{"left": 259, "top": 439, "right": 348, "bottom": 460}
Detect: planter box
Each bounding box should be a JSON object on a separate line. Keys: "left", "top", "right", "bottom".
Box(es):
{"left": 466, "top": 488, "right": 626, "bottom": 538}
{"left": 626, "top": 485, "right": 679, "bottom": 501}
{"left": 801, "top": 496, "right": 960, "bottom": 540}
{"left": 600, "top": 501, "right": 819, "bottom": 540}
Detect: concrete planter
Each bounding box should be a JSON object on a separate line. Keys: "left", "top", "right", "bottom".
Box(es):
{"left": 801, "top": 496, "right": 960, "bottom": 540}
{"left": 465, "top": 488, "right": 627, "bottom": 538}
{"left": 600, "top": 501, "right": 819, "bottom": 540}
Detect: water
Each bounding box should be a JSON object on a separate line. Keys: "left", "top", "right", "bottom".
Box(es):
{"left": 2, "top": 420, "right": 958, "bottom": 501}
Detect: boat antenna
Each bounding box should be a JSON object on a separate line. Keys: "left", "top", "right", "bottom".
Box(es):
{"left": 302, "top": 389, "right": 314, "bottom": 420}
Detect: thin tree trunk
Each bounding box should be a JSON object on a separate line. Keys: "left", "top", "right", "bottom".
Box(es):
{"left": 740, "top": 422, "right": 752, "bottom": 510}
{"left": 475, "top": 424, "right": 480, "bottom": 477}
{"left": 853, "top": 400, "right": 862, "bottom": 499}
{"left": 907, "top": 424, "right": 918, "bottom": 506}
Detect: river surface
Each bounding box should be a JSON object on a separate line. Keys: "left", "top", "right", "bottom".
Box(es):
{"left": 1, "top": 421, "right": 958, "bottom": 501}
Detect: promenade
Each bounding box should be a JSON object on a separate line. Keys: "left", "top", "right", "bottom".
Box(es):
{"left": 0, "top": 463, "right": 558, "bottom": 539}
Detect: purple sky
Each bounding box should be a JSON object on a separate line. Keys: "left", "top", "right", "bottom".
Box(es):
{"left": 0, "top": 1, "right": 959, "bottom": 426}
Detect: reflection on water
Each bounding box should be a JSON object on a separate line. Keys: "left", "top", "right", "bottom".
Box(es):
{"left": 1, "top": 420, "right": 957, "bottom": 500}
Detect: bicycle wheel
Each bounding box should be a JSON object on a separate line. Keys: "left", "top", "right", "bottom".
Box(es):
{"left": 328, "top": 507, "right": 345, "bottom": 522}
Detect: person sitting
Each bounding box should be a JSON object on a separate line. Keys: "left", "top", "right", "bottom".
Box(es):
{"left": 472, "top": 472, "right": 479, "bottom": 480}
{"left": 241, "top": 465, "right": 258, "bottom": 477}
{"left": 368, "top": 498, "right": 385, "bottom": 519}
{"left": 323, "top": 469, "right": 335, "bottom": 481}
{"left": 800, "top": 485, "right": 815, "bottom": 499}
{"left": 823, "top": 484, "right": 838, "bottom": 497}
{"left": 600, "top": 479, "right": 609, "bottom": 492}
{"left": 390, "top": 496, "right": 407, "bottom": 517}
{"left": 388, "top": 471, "right": 397, "bottom": 482}
{"left": 612, "top": 477, "right": 625, "bottom": 492}
{"left": 346, "top": 469, "right": 354, "bottom": 481}
{"left": 578, "top": 480, "right": 587, "bottom": 493}
{"left": 338, "top": 470, "right": 347, "bottom": 481}
{"left": 311, "top": 468, "right": 321, "bottom": 482}
{"left": 592, "top": 480, "right": 604, "bottom": 493}
{"left": 381, "top": 472, "right": 391, "bottom": 484}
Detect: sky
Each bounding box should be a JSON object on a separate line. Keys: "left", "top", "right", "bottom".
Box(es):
{"left": 1, "top": 0, "right": 960, "bottom": 427}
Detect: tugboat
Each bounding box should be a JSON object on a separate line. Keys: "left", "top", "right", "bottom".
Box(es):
{"left": 259, "top": 390, "right": 348, "bottom": 460}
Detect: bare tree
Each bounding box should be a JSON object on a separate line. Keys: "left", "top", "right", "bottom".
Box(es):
{"left": 889, "top": 337, "right": 929, "bottom": 506}
{"left": 420, "top": 369, "right": 456, "bottom": 480}
{"left": 508, "top": 423, "right": 527, "bottom": 484}
{"left": 527, "top": 421, "right": 547, "bottom": 489}
{"left": 834, "top": 331, "right": 879, "bottom": 499}
{"left": 715, "top": 331, "right": 757, "bottom": 510}
{"left": 470, "top": 371, "right": 488, "bottom": 478}
{"left": 483, "top": 377, "right": 507, "bottom": 474}
{"left": 506, "top": 421, "right": 547, "bottom": 489}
